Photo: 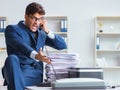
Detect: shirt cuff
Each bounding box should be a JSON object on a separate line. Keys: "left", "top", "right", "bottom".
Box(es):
{"left": 30, "top": 50, "right": 39, "bottom": 62}
{"left": 47, "top": 31, "right": 55, "bottom": 39}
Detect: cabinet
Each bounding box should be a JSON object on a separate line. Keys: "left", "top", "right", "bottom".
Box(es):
{"left": 43, "top": 16, "right": 68, "bottom": 53}
{"left": 95, "top": 16, "right": 120, "bottom": 68}
{"left": 0, "top": 17, "right": 7, "bottom": 68}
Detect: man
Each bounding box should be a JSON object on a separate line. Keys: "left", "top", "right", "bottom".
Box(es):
{"left": 2, "top": 2, "right": 67, "bottom": 90}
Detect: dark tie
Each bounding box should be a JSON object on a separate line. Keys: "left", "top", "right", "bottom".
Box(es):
{"left": 33, "top": 32, "right": 38, "bottom": 41}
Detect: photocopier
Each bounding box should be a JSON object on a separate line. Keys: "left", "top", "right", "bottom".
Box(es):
{"left": 51, "top": 67, "right": 106, "bottom": 89}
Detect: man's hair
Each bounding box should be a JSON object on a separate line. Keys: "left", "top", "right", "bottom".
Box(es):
{"left": 25, "top": 2, "right": 45, "bottom": 15}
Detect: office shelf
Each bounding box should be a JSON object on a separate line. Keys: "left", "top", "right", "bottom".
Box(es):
{"left": 0, "top": 17, "right": 7, "bottom": 68}
{"left": 95, "top": 16, "right": 120, "bottom": 68}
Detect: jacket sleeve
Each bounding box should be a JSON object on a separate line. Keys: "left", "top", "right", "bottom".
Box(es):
{"left": 45, "top": 34, "right": 67, "bottom": 50}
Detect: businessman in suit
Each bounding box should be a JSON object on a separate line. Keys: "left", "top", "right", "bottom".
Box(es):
{"left": 2, "top": 2, "right": 67, "bottom": 90}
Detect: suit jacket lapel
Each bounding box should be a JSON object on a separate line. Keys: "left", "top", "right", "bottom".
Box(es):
{"left": 18, "top": 21, "right": 37, "bottom": 44}
{"left": 18, "top": 21, "right": 46, "bottom": 51}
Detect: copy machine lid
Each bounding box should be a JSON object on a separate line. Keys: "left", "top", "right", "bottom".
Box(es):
{"left": 51, "top": 78, "right": 106, "bottom": 89}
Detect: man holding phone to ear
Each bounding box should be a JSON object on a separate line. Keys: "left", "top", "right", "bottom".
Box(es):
{"left": 2, "top": 2, "right": 67, "bottom": 90}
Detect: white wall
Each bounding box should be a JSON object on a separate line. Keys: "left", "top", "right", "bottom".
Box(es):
{"left": 1, "top": 0, "right": 120, "bottom": 85}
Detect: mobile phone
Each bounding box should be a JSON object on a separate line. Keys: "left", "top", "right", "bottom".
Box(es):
{"left": 39, "top": 24, "right": 43, "bottom": 30}
{"left": 40, "top": 24, "right": 43, "bottom": 28}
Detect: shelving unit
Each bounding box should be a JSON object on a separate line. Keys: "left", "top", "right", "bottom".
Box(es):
{"left": 95, "top": 16, "right": 120, "bottom": 68}
{"left": 44, "top": 16, "right": 68, "bottom": 53}
{"left": 0, "top": 17, "right": 7, "bottom": 49}
{"left": 0, "top": 31, "right": 6, "bottom": 57}
{"left": 0, "top": 17, "right": 7, "bottom": 32}
{"left": 94, "top": 16, "right": 120, "bottom": 85}
{"left": 0, "top": 17, "right": 7, "bottom": 69}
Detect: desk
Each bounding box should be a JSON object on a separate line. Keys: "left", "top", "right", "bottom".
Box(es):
{"left": 26, "top": 86, "right": 120, "bottom": 90}
{"left": 0, "top": 86, "right": 120, "bottom": 90}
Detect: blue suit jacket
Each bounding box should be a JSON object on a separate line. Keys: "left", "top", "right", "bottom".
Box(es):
{"left": 4, "top": 21, "right": 67, "bottom": 80}
{"left": 5, "top": 21, "right": 67, "bottom": 64}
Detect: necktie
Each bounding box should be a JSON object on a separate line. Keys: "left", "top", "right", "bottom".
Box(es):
{"left": 33, "top": 32, "right": 38, "bottom": 41}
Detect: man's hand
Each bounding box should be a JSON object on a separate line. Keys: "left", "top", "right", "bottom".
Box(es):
{"left": 35, "top": 48, "right": 51, "bottom": 64}
{"left": 40, "top": 19, "right": 49, "bottom": 34}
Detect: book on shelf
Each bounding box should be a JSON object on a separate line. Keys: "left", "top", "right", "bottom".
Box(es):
{"left": 60, "top": 19, "right": 67, "bottom": 32}
{"left": 0, "top": 17, "right": 6, "bottom": 32}
{"left": 96, "top": 36, "right": 100, "bottom": 49}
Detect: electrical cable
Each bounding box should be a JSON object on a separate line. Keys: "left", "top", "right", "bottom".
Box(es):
{"left": 44, "top": 46, "right": 57, "bottom": 81}
{"left": 39, "top": 27, "right": 57, "bottom": 81}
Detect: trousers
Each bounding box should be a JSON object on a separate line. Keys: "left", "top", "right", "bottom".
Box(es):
{"left": 2, "top": 55, "right": 43, "bottom": 90}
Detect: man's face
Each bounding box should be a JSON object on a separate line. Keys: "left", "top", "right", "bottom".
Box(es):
{"left": 25, "top": 13, "right": 44, "bottom": 32}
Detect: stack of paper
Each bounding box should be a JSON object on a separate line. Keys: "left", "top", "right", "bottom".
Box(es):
{"left": 45, "top": 53, "right": 79, "bottom": 82}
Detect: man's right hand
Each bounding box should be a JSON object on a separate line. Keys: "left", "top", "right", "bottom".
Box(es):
{"left": 35, "top": 48, "right": 51, "bottom": 64}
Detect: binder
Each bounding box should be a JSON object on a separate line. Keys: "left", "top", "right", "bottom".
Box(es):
{"left": 61, "top": 19, "right": 67, "bottom": 32}
{"left": 96, "top": 36, "right": 100, "bottom": 49}
{"left": 0, "top": 17, "right": 6, "bottom": 32}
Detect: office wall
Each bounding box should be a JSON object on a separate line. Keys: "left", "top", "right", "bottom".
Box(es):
{"left": 0, "top": 0, "right": 120, "bottom": 85}
{"left": 1, "top": 0, "right": 120, "bottom": 67}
